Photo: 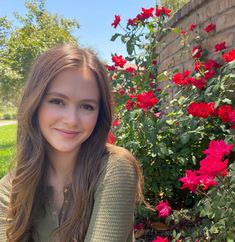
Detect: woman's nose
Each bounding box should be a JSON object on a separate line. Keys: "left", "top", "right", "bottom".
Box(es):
{"left": 63, "top": 106, "right": 79, "bottom": 127}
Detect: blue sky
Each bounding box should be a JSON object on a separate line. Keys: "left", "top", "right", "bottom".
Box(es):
{"left": 1, "top": 0, "right": 157, "bottom": 63}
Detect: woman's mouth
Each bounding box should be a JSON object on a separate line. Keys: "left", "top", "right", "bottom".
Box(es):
{"left": 55, "top": 128, "right": 80, "bottom": 138}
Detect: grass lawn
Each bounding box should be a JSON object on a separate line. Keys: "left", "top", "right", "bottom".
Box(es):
{"left": 0, "top": 124, "right": 17, "bottom": 178}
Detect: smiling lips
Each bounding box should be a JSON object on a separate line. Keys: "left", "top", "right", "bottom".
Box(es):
{"left": 55, "top": 128, "right": 80, "bottom": 138}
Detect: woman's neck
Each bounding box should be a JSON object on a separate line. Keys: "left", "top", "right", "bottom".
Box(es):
{"left": 46, "top": 149, "right": 78, "bottom": 188}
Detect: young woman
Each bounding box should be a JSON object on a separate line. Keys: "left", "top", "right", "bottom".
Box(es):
{"left": 0, "top": 44, "right": 145, "bottom": 242}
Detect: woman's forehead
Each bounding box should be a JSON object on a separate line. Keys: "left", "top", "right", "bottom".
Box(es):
{"left": 46, "top": 68, "right": 100, "bottom": 101}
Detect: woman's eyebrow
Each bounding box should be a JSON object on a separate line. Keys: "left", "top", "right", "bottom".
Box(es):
{"left": 46, "top": 92, "right": 99, "bottom": 104}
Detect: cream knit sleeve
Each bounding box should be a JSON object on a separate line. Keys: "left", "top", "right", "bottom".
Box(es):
{"left": 84, "top": 156, "right": 138, "bottom": 242}
{"left": 0, "top": 173, "right": 12, "bottom": 242}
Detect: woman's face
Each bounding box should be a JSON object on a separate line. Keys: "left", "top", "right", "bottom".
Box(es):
{"left": 38, "top": 67, "right": 100, "bottom": 156}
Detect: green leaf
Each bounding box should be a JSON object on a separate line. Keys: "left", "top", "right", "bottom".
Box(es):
{"left": 110, "top": 33, "right": 121, "bottom": 42}
{"left": 180, "top": 133, "right": 190, "bottom": 145}
{"left": 172, "top": 27, "right": 180, "bottom": 34}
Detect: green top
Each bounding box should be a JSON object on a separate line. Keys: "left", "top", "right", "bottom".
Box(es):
{"left": 0, "top": 154, "right": 138, "bottom": 242}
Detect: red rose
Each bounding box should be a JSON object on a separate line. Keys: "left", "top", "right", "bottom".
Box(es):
{"left": 126, "top": 99, "right": 135, "bottom": 111}
{"left": 127, "top": 18, "right": 138, "bottom": 26}
{"left": 155, "top": 6, "right": 171, "bottom": 17}
{"left": 204, "top": 59, "right": 221, "bottom": 70}
{"left": 172, "top": 70, "right": 191, "bottom": 86}
{"left": 194, "top": 61, "right": 203, "bottom": 71}
{"left": 129, "top": 87, "right": 135, "bottom": 93}
{"left": 119, "top": 88, "right": 125, "bottom": 96}
{"left": 136, "top": 90, "right": 158, "bottom": 111}
{"left": 105, "top": 65, "right": 116, "bottom": 71}
{"left": 229, "top": 108, "right": 235, "bottom": 122}
{"left": 136, "top": 7, "right": 154, "bottom": 21}
{"left": 107, "top": 131, "right": 115, "bottom": 144}
{"left": 205, "top": 23, "right": 216, "bottom": 32}
{"left": 222, "top": 49, "right": 235, "bottom": 62}
{"left": 189, "top": 24, "right": 197, "bottom": 31}
{"left": 112, "top": 55, "right": 127, "bottom": 68}
{"left": 187, "top": 102, "right": 215, "bottom": 118}
{"left": 214, "top": 41, "right": 227, "bottom": 52}
{"left": 192, "top": 45, "right": 202, "bottom": 58}
{"left": 204, "top": 69, "right": 215, "bottom": 80}
{"left": 125, "top": 67, "right": 136, "bottom": 73}
{"left": 152, "top": 59, "right": 157, "bottom": 65}
{"left": 217, "top": 105, "right": 232, "bottom": 122}
{"left": 111, "top": 15, "right": 121, "bottom": 28}
{"left": 190, "top": 77, "right": 207, "bottom": 89}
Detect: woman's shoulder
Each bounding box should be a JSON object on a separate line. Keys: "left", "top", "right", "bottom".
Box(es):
{"left": 106, "top": 144, "right": 137, "bottom": 164}
{"left": 103, "top": 144, "right": 139, "bottom": 177}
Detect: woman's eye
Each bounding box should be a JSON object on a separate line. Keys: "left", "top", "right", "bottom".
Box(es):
{"left": 49, "top": 99, "right": 64, "bottom": 106}
{"left": 81, "top": 104, "right": 94, "bottom": 111}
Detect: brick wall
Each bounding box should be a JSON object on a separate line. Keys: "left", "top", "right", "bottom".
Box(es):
{"left": 157, "top": 0, "right": 235, "bottom": 74}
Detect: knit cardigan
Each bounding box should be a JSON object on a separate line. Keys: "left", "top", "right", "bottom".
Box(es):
{"left": 0, "top": 154, "right": 138, "bottom": 242}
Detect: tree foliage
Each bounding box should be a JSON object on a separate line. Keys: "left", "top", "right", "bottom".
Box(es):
{"left": 0, "top": 0, "right": 79, "bottom": 106}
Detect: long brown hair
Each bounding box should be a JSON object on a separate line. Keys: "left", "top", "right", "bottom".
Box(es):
{"left": 7, "top": 44, "right": 145, "bottom": 242}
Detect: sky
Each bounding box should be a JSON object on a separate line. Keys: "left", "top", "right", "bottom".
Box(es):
{"left": 1, "top": 0, "right": 157, "bottom": 63}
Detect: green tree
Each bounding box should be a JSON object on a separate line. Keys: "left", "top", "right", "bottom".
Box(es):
{"left": 0, "top": 0, "right": 79, "bottom": 106}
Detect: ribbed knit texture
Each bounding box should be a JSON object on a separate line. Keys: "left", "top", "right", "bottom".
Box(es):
{"left": 0, "top": 154, "right": 137, "bottom": 242}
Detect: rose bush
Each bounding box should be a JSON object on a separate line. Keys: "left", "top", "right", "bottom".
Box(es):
{"left": 108, "top": 5, "right": 235, "bottom": 241}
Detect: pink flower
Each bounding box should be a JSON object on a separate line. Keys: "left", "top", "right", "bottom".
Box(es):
{"left": 203, "top": 140, "right": 233, "bottom": 159}
{"left": 152, "top": 236, "right": 169, "bottom": 242}
{"left": 179, "top": 170, "right": 200, "bottom": 193}
{"left": 111, "top": 15, "right": 121, "bottom": 28}
{"left": 112, "top": 118, "right": 120, "bottom": 127}
{"left": 199, "top": 175, "right": 218, "bottom": 190}
{"left": 155, "top": 200, "right": 172, "bottom": 218}
{"left": 198, "top": 156, "right": 228, "bottom": 178}
{"left": 154, "top": 112, "right": 161, "bottom": 118}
